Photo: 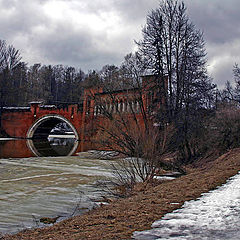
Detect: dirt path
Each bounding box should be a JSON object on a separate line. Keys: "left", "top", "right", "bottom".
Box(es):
{"left": 3, "top": 148, "right": 240, "bottom": 240}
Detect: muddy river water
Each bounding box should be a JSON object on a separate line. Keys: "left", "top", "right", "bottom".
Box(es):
{"left": 0, "top": 139, "right": 115, "bottom": 234}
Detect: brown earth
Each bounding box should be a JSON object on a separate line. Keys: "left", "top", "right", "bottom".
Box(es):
{"left": 3, "top": 148, "right": 240, "bottom": 240}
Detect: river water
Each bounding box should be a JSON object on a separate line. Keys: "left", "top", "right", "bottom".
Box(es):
{"left": 0, "top": 138, "right": 115, "bottom": 234}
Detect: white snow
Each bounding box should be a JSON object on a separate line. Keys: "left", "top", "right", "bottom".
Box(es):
{"left": 41, "top": 105, "right": 57, "bottom": 108}
{"left": 133, "top": 171, "right": 240, "bottom": 240}
{"left": 48, "top": 135, "right": 76, "bottom": 139}
{"left": 0, "top": 138, "right": 15, "bottom": 141}
{"left": 3, "top": 107, "right": 30, "bottom": 110}
{"left": 153, "top": 176, "right": 176, "bottom": 181}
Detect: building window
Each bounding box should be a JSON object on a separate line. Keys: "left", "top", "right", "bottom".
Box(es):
{"left": 120, "top": 100, "right": 123, "bottom": 112}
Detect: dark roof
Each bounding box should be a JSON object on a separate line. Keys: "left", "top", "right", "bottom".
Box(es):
{"left": 95, "top": 87, "right": 140, "bottom": 96}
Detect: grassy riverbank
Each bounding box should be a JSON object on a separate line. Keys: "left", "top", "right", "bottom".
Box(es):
{"left": 3, "top": 148, "right": 240, "bottom": 240}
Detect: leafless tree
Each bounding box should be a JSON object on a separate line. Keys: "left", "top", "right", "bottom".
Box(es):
{"left": 218, "top": 81, "right": 235, "bottom": 103}
{"left": 84, "top": 74, "right": 180, "bottom": 193}
{"left": 0, "top": 40, "right": 21, "bottom": 73}
{"left": 233, "top": 63, "right": 240, "bottom": 102}
{"left": 0, "top": 40, "right": 22, "bottom": 126}
{"left": 136, "top": 0, "right": 216, "bottom": 162}
{"left": 217, "top": 63, "right": 240, "bottom": 104}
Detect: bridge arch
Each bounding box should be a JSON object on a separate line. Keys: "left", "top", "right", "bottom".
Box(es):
{"left": 27, "top": 114, "right": 79, "bottom": 140}
{"left": 26, "top": 115, "right": 79, "bottom": 157}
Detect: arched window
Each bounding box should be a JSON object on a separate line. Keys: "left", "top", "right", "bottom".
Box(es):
{"left": 106, "top": 101, "right": 110, "bottom": 112}
{"left": 124, "top": 100, "right": 127, "bottom": 112}
{"left": 115, "top": 100, "right": 119, "bottom": 113}
{"left": 94, "top": 105, "right": 97, "bottom": 116}
{"left": 120, "top": 100, "right": 123, "bottom": 112}
{"left": 111, "top": 103, "right": 114, "bottom": 113}
{"left": 86, "top": 97, "right": 91, "bottom": 115}
{"left": 96, "top": 105, "right": 99, "bottom": 115}
{"left": 129, "top": 101, "right": 133, "bottom": 112}
{"left": 102, "top": 101, "right": 106, "bottom": 115}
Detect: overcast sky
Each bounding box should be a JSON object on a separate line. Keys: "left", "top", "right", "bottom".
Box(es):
{"left": 0, "top": 0, "right": 239, "bottom": 88}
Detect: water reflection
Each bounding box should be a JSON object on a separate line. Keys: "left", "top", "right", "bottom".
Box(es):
{"left": 0, "top": 128, "right": 107, "bottom": 234}
{"left": 0, "top": 139, "right": 33, "bottom": 158}
{"left": 0, "top": 155, "right": 114, "bottom": 234}
{"left": 28, "top": 137, "right": 79, "bottom": 157}
{"left": 0, "top": 137, "right": 80, "bottom": 158}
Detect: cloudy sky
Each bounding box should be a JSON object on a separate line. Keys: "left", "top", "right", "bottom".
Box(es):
{"left": 0, "top": 0, "right": 239, "bottom": 88}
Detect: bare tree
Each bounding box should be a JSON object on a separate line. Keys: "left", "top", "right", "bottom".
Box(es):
{"left": 136, "top": 0, "right": 215, "bottom": 162}
{"left": 0, "top": 40, "right": 21, "bottom": 73}
{"left": 137, "top": 0, "right": 214, "bottom": 116}
{"left": 120, "top": 52, "right": 147, "bottom": 89}
{"left": 0, "top": 40, "right": 22, "bottom": 125}
{"left": 233, "top": 63, "right": 240, "bottom": 102}
{"left": 84, "top": 74, "right": 179, "bottom": 193}
{"left": 218, "top": 81, "right": 235, "bottom": 103}
{"left": 217, "top": 63, "right": 240, "bottom": 104}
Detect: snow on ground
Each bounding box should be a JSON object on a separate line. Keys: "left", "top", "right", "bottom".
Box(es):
{"left": 153, "top": 176, "right": 176, "bottom": 181}
{"left": 3, "top": 107, "right": 30, "bottom": 110}
{"left": 0, "top": 138, "right": 15, "bottom": 141}
{"left": 133, "top": 172, "right": 240, "bottom": 240}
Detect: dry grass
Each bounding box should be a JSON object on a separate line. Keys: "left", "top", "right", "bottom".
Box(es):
{"left": 3, "top": 148, "right": 240, "bottom": 240}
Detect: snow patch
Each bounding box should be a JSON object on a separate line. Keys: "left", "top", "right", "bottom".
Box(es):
{"left": 133, "top": 172, "right": 240, "bottom": 239}
{"left": 153, "top": 176, "right": 176, "bottom": 181}
{"left": 3, "top": 107, "right": 30, "bottom": 110}
{"left": 0, "top": 138, "right": 15, "bottom": 141}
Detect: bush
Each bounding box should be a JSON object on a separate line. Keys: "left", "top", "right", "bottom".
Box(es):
{"left": 202, "top": 104, "right": 240, "bottom": 154}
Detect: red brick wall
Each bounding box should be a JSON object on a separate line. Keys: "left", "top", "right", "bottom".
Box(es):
{"left": 1, "top": 104, "right": 82, "bottom": 138}
{"left": 1, "top": 75, "right": 166, "bottom": 152}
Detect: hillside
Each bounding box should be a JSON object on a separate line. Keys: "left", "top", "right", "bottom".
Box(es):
{"left": 3, "top": 148, "right": 240, "bottom": 240}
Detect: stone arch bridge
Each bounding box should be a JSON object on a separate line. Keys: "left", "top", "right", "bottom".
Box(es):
{"left": 1, "top": 102, "right": 82, "bottom": 139}
{"left": 1, "top": 75, "right": 167, "bottom": 155}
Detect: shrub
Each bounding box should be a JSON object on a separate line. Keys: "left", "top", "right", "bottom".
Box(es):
{"left": 202, "top": 103, "right": 240, "bottom": 154}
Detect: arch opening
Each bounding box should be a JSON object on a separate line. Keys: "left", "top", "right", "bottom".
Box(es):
{"left": 27, "top": 115, "right": 79, "bottom": 157}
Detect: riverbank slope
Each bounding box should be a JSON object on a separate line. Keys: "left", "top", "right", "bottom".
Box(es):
{"left": 3, "top": 148, "right": 240, "bottom": 240}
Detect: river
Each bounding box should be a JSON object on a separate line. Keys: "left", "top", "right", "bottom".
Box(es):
{"left": 0, "top": 138, "right": 115, "bottom": 234}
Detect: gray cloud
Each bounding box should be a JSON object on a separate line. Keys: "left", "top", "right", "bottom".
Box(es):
{"left": 0, "top": 0, "right": 239, "bottom": 88}
{"left": 185, "top": 0, "right": 240, "bottom": 87}
{"left": 186, "top": 0, "right": 240, "bottom": 43}
{"left": 0, "top": 0, "right": 47, "bottom": 38}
